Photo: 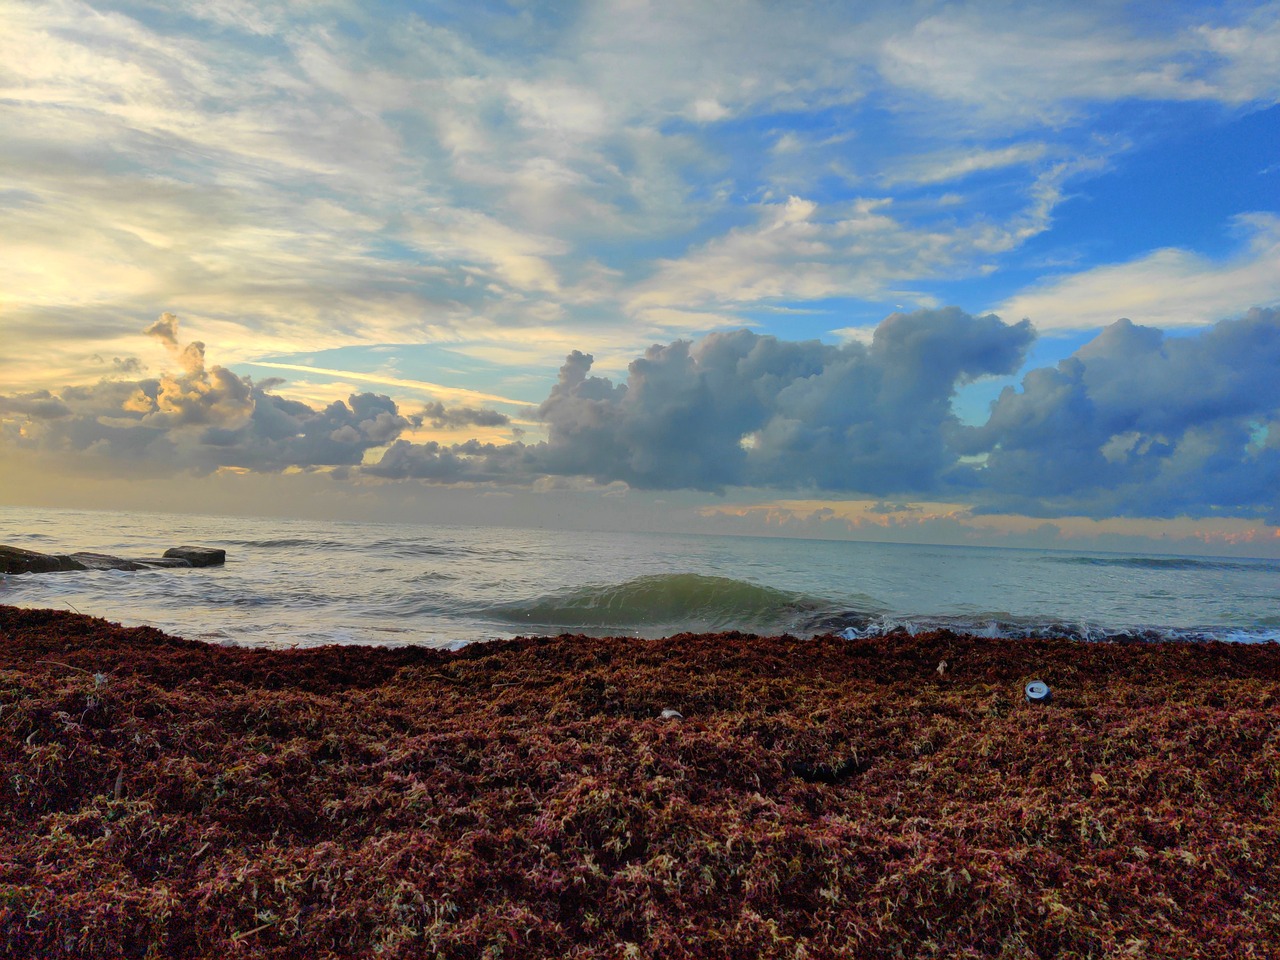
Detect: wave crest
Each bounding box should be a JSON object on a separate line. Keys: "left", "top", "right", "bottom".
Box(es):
{"left": 491, "top": 573, "right": 833, "bottom": 633}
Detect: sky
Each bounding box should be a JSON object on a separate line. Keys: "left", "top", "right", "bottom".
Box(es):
{"left": 2, "top": 0, "right": 1279, "bottom": 555}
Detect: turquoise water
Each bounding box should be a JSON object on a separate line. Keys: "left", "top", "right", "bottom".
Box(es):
{"left": 2, "top": 506, "right": 1278, "bottom": 648}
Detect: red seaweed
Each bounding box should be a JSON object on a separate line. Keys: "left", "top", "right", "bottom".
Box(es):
{"left": 2, "top": 605, "right": 1278, "bottom": 958}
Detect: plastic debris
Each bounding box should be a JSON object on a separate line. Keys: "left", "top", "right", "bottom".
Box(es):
{"left": 659, "top": 708, "right": 683, "bottom": 720}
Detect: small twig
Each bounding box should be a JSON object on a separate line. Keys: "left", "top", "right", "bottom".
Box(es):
{"left": 425, "top": 672, "right": 464, "bottom": 685}
{"left": 37, "top": 659, "right": 93, "bottom": 675}
{"left": 113, "top": 768, "right": 125, "bottom": 801}
{"left": 231, "top": 921, "right": 275, "bottom": 942}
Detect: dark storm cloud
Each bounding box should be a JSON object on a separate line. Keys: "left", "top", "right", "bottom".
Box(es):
{"left": 953, "top": 307, "right": 1280, "bottom": 520}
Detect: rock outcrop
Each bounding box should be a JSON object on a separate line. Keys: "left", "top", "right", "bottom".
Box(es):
{"left": 163, "top": 546, "right": 227, "bottom": 567}
{"left": 0, "top": 546, "right": 87, "bottom": 574}
{"left": 1, "top": 544, "right": 226, "bottom": 575}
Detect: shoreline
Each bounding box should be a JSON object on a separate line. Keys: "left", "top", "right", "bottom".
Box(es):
{"left": 2, "top": 604, "right": 1279, "bottom": 958}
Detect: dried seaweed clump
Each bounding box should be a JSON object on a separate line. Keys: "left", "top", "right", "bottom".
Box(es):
{"left": 2, "top": 605, "right": 1279, "bottom": 958}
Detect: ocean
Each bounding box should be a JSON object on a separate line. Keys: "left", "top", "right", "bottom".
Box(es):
{"left": 2, "top": 505, "right": 1278, "bottom": 648}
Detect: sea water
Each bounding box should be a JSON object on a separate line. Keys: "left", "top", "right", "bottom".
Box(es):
{"left": 2, "top": 505, "right": 1278, "bottom": 648}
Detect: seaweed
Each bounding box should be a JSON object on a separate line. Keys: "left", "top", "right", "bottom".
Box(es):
{"left": 2, "top": 606, "right": 1279, "bottom": 958}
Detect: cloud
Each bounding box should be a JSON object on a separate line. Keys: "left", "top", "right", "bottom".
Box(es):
{"left": 0, "top": 315, "right": 439, "bottom": 475}
{"left": 878, "top": 143, "right": 1049, "bottom": 187}
{"left": 5, "top": 1, "right": 1273, "bottom": 394}
{"left": 288, "top": 304, "right": 1280, "bottom": 524}
{"left": 420, "top": 401, "right": 510, "bottom": 429}
{"left": 3, "top": 308, "right": 1035, "bottom": 494}
{"left": 954, "top": 307, "right": 1280, "bottom": 520}
{"left": 239, "top": 361, "right": 527, "bottom": 407}
{"left": 6, "top": 306, "right": 1280, "bottom": 525}
{"left": 697, "top": 496, "right": 1280, "bottom": 554}
{"left": 0, "top": 391, "right": 72, "bottom": 420}
{"left": 145, "top": 311, "right": 210, "bottom": 377}
{"left": 994, "top": 213, "right": 1280, "bottom": 331}
{"left": 361, "top": 437, "right": 530, "bottom": 484}
{"left": 881, "top": 5, "right": 1280, "bottom": 126}
{"left": 628, "top": 162, "right": 1089, "bottom": 321}
{"left": 522, "top": 307, "right": 1033, "bottom": 493}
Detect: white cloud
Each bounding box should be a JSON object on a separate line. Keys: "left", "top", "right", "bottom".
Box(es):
{"left": 1194, "top": 7, "right": 1280, "bottom": 103}
{"left": 879, "top": 142, "right": 1049, "bottom": 186}
{"left": 1, "top": 0, "right": 1277, "bottom": 408}
{"left": 996, "top": 214, "right": 1280, "bottom": 331}
{"left": 626, "top": 163, "right": 1079, "bottom": 320}
{"left": 880, "top": 4, "right": 1280, "bottom": 127}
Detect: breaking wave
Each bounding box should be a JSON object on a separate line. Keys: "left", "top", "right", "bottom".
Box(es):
{"left": 490, "top": 573, "right": 837, "bottom": 634}
{"left": 486, "top": 573, "right": 1280, "bottom": 643}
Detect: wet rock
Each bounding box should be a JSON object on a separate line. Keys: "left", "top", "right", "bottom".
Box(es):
{"left": 163, "top": 546, "right": 226, "bottom": 567}
{"left": 1, "top": 546, "right": 86, "bottom": 574}
{"left": 65, "top": 552, "right": 151, "bottom": 572}
{"left": 2, "top": 544, "right": 222, "bottom": 574}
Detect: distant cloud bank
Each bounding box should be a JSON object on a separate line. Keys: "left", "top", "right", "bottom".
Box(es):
{"left": 3, "top": 308, "right": 1277, "bottom": 522}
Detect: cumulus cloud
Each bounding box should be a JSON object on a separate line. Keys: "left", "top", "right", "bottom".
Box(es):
{"left": 527, "top": 307, "right": 1033, "bottom": 493}
{"left": 955, "top": 307, "right": 1280, "bottom": 520}
{"left": 360, "top": 304, "right": 1280, "bottom": 523}
{"left": 0, "top": 315, "right": 422, "bottom": 474}
{"left": 6, "top": 306, "right": 1280, "bottom": 524}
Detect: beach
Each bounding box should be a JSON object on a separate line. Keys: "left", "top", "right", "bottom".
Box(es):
{"left": 2, "top": 604, "right": 1278, "bottom": 958}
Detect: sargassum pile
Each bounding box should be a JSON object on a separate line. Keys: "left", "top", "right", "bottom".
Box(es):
{"left": 2, "top": 605, "right": 1279, "bottom": 958}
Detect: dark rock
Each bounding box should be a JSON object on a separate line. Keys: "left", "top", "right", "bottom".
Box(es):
{"left": 67, "top": 552, "right": 150, "bottom": 572}
{"left": 1, "top": 546, "right": 86, "bottom": 574}
{"left": 2, "top": 544, "right": 223, "bottom": 575}
{"left": 163, "top": 546, "right": 226, "bottom": 567}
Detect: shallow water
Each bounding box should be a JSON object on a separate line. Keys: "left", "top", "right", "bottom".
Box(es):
{"left": 2, "top": 506, "right": 1278, "bottom": 648}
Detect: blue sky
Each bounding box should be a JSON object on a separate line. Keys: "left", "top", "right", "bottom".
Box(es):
{"left": 2, "top": 0, "right": 1279, "bottom": 553}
